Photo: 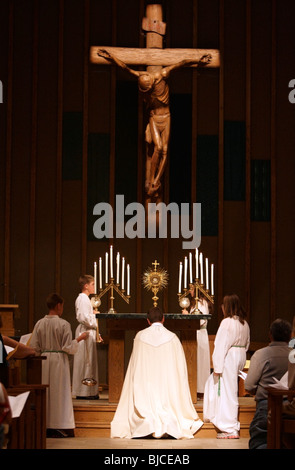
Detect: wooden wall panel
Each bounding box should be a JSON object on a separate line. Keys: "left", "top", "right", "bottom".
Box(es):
{"left": 250, "top": 0, "right": 272, "bottom": 336}
{"left": 275, "top": 1, "right": 295, "bottom": 322}
{"left": 34, "top": 0, "right": 60, "bottom": 327}
{"left": 9, "top": 1, "right": 34, "bottom": 333}
{"left": 222, "top": 0, "right": 247, "bottom": 319}
{"left": 0, "top": 0, "right": 11, "bottom": 305}
{"left": 1, "top": 0, "right": 295, "bottom": 345}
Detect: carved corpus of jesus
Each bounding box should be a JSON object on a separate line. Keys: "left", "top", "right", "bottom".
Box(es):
{"left": 90, "top": 4, "right": 220, "bottom": 209}
{"left": 97, "top": 48, "right": 212, "bottom": 200}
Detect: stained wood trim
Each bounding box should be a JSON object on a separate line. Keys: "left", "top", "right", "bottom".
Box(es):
{"left": 55, "top": 0, "right": 64, "bottom": 293}
{"left": 270, "top": 0, "right": 277, "bottom": 322}
{"left": 245, "top": 0, "right": 252, "bottom": 319}
{"left": 4, "top": 0, "right": 14, "bottom": 304}
{"left": 28, "top": 0, "right": 39, "bottom": 331}
{"left": 81, "top": 0, "right": 90, "bottom": 273}
{"left": 217, "top": 0, "right": 225, "bottom": 321}
{"left": 136, "top": 0, "right": 145, "bottom": 313}
{"left": 109, "top": 0, "right": 117, "bottom": 218}
{"left": 191, "top": 0, "right": 198, "bottom": 204}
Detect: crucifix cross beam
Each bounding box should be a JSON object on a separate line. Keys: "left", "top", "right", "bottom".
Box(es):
{"left": 90, "top": 46, "right": 220, "bottom": 68}
{"left": 90, "top": 4, "right": 220, "bottom": 209}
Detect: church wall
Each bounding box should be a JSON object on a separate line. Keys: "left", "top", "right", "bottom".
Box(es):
{"left": 0, "top": 0, "right": 295, "bottom": 380}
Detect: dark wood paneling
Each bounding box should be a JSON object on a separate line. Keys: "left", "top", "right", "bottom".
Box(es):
{"left": 1, "top": 0, "right": 295, "bottom": 345}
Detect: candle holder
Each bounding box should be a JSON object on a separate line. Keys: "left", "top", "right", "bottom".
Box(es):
{"left": 178, "top": 250, "right": 215, "bottom": 313}
{"left": 178, "top": 280, "right": 214, "bottom": 313}
{"left": 96, "top": 278, "right": 130, "bottom": 314}
{"left": 90, "top": 295, "right": 103, "bottom": 342}
{"left": 93, "top": 247, "right": 131, "bottom": 314}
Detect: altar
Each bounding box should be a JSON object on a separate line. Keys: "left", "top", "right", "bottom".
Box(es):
{"left": 96, "top": 312, "right": 211, "bottom": 404}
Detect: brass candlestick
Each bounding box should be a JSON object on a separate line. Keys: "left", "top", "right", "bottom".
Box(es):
{"left": 96, "top": 278, "right": 130, "bottom": 314}
{"left": 178, "top": 279, "right": 214, "bottom": 313}
{"left": 90, "top": 295, "right": 103, "bottom": 342}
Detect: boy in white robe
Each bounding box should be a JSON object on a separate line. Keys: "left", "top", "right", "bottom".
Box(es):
{"left": 29, "top": 293, "right": 89, "bottom": 437}
{"left": 72, "top": 275, "right": 100, "bottom": 399}
{"left": 111, "top": 307, "right": 203, "bottom": 439}
{"left": 203, "top": 294, "right": 250, "bottom": 439}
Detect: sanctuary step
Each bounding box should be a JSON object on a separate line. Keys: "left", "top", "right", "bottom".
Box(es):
{"left": 73, "top": 396, "right": 256, "bottom": 439}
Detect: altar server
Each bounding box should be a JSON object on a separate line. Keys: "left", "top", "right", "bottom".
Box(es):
{"left": 182, "top": 287, "right": 212, "bottom": 394}
{"left": 29, "top": 293, "right": 89, "bottom": 437}
{"left": 111, "top": 307, "right": 203, "bottom": 439}
{"left": 203, "top": 294, "right": 250, "bottom": 439}
{"left": 72, "top": 275, "right": 100, "bottom": 399}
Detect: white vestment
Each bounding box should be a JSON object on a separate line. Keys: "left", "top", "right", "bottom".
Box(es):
{"left": 203, "top": 316, "right": 250, "bottom": 434}
{"left": 72, "top": 293, "right": 99, "bottom": 397}
{"left": 196, "top": 300, "right": 211, "bottom": 393}
{"left": 30, "top": 315, "right": 79, "bottom": 429}
{"left": 111, "top": 322, "right": 203, "bottom": 439}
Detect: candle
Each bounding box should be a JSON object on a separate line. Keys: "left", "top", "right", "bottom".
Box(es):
{"left": 94, "top": 261, "right": 97, "bottom": 294}
{"left": 127, "top": 264, "right": 130, "bottom": 296}
{"left": 121, "top": 257, "right": 125, "bottom": 290}
{"left": 184, "top": 256, "right": 188, "bottom": 289}
{"left": 105, "top": 252, "right": 108, "bottom": 284}
{"left": 211, "top": 263, "right": 214, "bottom": 296}
{"left": 199, "top": 253, "right": 204, "bottom": 285}
{"left": 195, "top": 248, "right": 199, "bottom": 279}
{"left": 110, "top": 245, "right": 113, "bottom": 279}
{"left": 189, "top": 252, "right": 193, "bottom": 284}
{"left": 99, "top": 257, "right": 102, "bottom": 290}
{"left": 116, "top": 252, "right": 120, "bottom": 284}
{"left": 178, "top": 262, "right": 183, "bottom": 294}
{"left": 205, "top": 258, "right": 209, "bottom": 290}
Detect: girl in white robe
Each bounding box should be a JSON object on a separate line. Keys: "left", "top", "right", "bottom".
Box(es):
{"left": 29, "top": 293, "right": 88, "bottom": 436}
{"left": 203, "top": 294, "right": 250, "bottom": 438}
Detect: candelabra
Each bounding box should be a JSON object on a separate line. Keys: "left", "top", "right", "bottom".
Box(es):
{"left": 96, "top": 278, "right": 130, "bottom": 314}
{"left": 93, "top": 246, "right": 131, "bottom": 314}
{"left": 177, "top": 250, "right": 214, "bottom": 313}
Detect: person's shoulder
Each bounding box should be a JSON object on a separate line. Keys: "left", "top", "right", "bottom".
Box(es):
{"left": 34, "top": 316, "right": 46, "bottom": 326}
{"left": 219, "top": 317, "right": 230, "bottom": 326}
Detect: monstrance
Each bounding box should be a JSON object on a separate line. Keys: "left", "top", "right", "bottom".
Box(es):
{"left": 142, "top": 260, "right": 168, "bottom": 307}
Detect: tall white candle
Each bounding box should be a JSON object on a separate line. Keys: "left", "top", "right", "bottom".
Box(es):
{"left": 199, "top": 253, "right": 204, "bottom": 285}
{"left": 94, "top": 261, "right": 97, "bottom": 294}
{"left": 211, "top": 264, "right": 214, "bottom": 295}
{"left": 99, "top": 257, "right": 102, "bottom": 289}
{"left": 184, "top": 256, "right": 188, "bottom": 289}
{"left": 178, "top": 262, "right": 183, "bottom": 294}
{"left": 189, "top": 252, "right": 193, "bottom": 284}
{"left": 127, "top": 264, "right": 130, "bottom": 296}
{"left": 195, "top": 248, "right": 199, "bottom": 279}
{"left": 121, "top": 257, "right": 125, "bottom": 290}
{"left": 116, "top": 252, "right": 120, "bottom": 284}
{"left": 205, "top": 258, "right": 209, "bottom": 290}
{"left": 110, "top": 245, "right": 113, "bottom": 279}
{"left": 105, "top": 252, "right": 108, "bottom": 284}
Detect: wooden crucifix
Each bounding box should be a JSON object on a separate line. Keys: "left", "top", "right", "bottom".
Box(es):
{"left": 90, "top": 4, "right": 220, "bottom": 208}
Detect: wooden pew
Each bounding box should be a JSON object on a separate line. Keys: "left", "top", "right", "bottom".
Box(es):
{"left": 267, "top": 387, "right": 295, "bottom": 449}
{"left": 6, "top": 383, "right": 47, "bottom": 449}
{"left": 1, "top": 356, "right": 47, "bottom": 449}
